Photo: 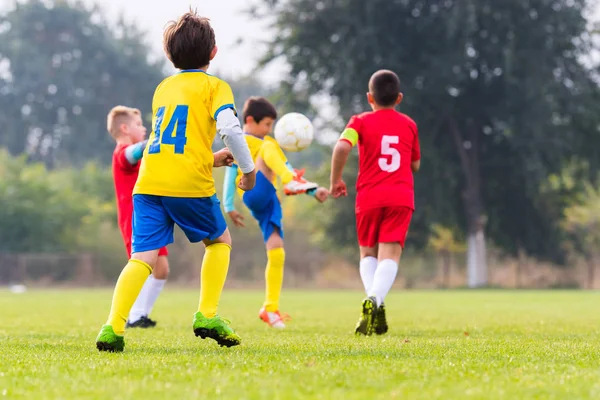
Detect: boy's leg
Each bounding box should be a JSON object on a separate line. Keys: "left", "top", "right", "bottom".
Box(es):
{"left": 243, "top": 171, "right": 288, "bottom": 326}
{"left": 368, "top": 207, "right": 413, "bottom": 336}
{"left": 193, "top": 228, "right": 241, "bottom": 347}
{"left": 369, "top": 206, "right": 412, "bottom": 306}
{"left": 97, "top": 194, "right": 175, "bottom": 352}
{"left": 161, "top": 195, "right": 240, "bottom": 347}
{"left": 368, "top": 243, "right": 402, "bottom": 306}
{"left": 264, "top": 230, "right": 285, "bottom": 312}
{"left": 354, "top": 208, "right": 383, "bottom": 336}
{"left": 359, "top": 246, "right": 378, "bottom": 294}
{"left": 260, "top": 230, "right": 288, "bottom": 328}
{"left": 96, "top": 250, "right": 159, "bottom": 352}
{"left": 198, "top": 229, "right": 232, "bottom": 318}
{"left": 128, "top": 252, "right": 169, "bottom": 327}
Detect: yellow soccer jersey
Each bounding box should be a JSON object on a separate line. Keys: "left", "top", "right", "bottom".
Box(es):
{"left": 134, "top": 70, "right": 236, "bottom": 197}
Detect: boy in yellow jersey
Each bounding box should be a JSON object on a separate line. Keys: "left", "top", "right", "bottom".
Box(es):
{"left": 223, "top": 97, "right": 328, "bottom": 328}
{"left": 95, "top": 10, "right": 256, "bottom": 352}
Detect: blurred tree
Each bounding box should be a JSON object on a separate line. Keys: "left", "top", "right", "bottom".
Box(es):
{"left": 258, "top": 0, "right": 600, "bottom": 286}
{"left": 562, "top": 183, "right": 600, "bottom": 289}
{"left": 0, "top": 0, "right": 165, "bottom": 167}
{"left": 428, "top": 224, "right": 466, "bottom": 288}
{"left": 0, "top": 149, "right": 90, "bottom": 252}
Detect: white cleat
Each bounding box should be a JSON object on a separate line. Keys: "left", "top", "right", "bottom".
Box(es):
{"left": 284, "top": 169, "right": 318, "bottom": 195}
{"left": 259, "top": 308, "right": 290, "bottom": 329}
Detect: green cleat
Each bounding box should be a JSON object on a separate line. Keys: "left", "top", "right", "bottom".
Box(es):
{"left": 192, "top": 312, "right": 241, "bottom": 348}
{"left": 96, "top": 325, "right": 125, "bottom": 352}
{"left": 374, "top": 302, "right": 389, "bottom": 335}
{"left": 355, "top": 296, "right": 377, "bottom": 336}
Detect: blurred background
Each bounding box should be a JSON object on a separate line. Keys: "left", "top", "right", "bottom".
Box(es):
{"left": 1, "top": 0, "right": 600, "bottom": 290}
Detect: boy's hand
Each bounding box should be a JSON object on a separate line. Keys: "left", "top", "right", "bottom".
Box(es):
{"left": 227, "top": 211, "right": 245, "bottom": 228}
{"left": 213, "top": 148, "right": 234, "bottom": 168}
{"left": 330, "top": 180, "right": 348, "bottom": 198}
{"left": 315, "top": 187, "right": 329, "bottom": 203}
{"left": 239, "top": 169, "right": 256, "bottom": 191}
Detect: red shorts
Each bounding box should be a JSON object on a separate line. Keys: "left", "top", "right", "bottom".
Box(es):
{"left": 356, "top": 206, "right": 413, "bottom": 248}
{"left": 121, "top": 223, "right": 168, "bottom": 258}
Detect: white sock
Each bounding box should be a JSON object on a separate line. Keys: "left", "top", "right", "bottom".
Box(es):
{"left": 368, "top": 259, "right": 398, "bottom": 306}
{"left": 359, "top": 256, "right": 378, "bottom": 294}
{"left": 128, "top": 276, "right": 166, "bottom": 322}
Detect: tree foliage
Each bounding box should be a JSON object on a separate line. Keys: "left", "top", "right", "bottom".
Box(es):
{"left": 259, "top": 0, "right": 600, "bottom": 262}
{"left": 0, "top": 0, "right": 165, "bottom": 167}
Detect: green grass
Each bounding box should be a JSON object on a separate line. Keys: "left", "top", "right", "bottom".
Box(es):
{"left": 1, "top": 289, "right": 600, "bottom": 399}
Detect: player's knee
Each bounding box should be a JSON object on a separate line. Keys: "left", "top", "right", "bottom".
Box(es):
{"left": 359, "top": 246, "right": 377, "bottom": 259}
{"left": 266, "top": 230, "right": 284, "bottom": 250}
{"left": 378, "top": 242, "right": 403, "bottom": 263}
{"left": 131, "top": 250, "right": 160, "bottom": 270}
{"left": 204, "top": 228, "right": 232, "bottom": 247}
{"left": 153, "top": 256, "right": 170, "bottom": 279}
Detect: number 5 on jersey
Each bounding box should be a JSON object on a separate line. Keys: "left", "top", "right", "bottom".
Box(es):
{"left": 379, "top": 135, "right": 401, "bottom": 172}
{"left": 148, "top": 105, "right": 189, "bottom": 154}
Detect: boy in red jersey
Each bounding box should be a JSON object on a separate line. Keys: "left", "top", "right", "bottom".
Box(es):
{"left": 329, "top": 70, "right": 421, "bottom": 336}
{"left": 108, "top": 106, "right": 170, "bottom": 328}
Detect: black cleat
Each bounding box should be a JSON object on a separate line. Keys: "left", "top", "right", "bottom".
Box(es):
{"left": 126, "top": 315, "right": 157, "bottom": 329}
{"left": 355, "top": 296, "right": 377, "bottom": 336}
{"left": 374, "top": 302, "right": 388, "bottom": 335}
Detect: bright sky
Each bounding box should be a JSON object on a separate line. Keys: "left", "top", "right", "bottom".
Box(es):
{"left": 90, "top": 0, "right": 283, "bottom": 82}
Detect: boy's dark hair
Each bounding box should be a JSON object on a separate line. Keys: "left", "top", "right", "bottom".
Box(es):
{"left": 369, "top": 69, "right": 401, "bottom": 107}
{"left": 163, "top": 10, "right": 215, "bottom": 70}
{"left": 243, "top": 97, "right": 278, "bottom": 124}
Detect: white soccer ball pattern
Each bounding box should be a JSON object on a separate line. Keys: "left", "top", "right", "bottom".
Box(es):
{"left": 274, "top": 112, "right": 314, "bottom": 152}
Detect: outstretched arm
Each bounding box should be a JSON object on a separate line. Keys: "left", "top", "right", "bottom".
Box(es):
{"left": 330, "top": 140, "right": 352, "bottom": 198}
{"left": 124, "top": 140, "right": 148, "bottom": 165}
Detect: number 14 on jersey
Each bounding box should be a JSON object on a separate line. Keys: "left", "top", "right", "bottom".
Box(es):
{"left": 148, "top": 105, "right": 189, "bottom": 154}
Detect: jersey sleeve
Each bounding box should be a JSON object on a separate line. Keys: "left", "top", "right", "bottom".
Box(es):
{"left": 212, "top": 80, "right": 237, "bottom": 120}
{"left": 339, "top": 115, "right": 362, "bottom": 147}
{"left": 411, "top": 125, "right": 421, "bottom": 161}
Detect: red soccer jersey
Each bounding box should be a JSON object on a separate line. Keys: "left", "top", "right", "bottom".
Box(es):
{"left": 341, "top": 109, "right": 420, "bottom": 212}
{"left": 112, "top": 144, "right": 140, "bottom": 241}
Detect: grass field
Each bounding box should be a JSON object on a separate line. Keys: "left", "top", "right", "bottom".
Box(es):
{"left": 1, "top": 289, "right": 600, "bottom": 399}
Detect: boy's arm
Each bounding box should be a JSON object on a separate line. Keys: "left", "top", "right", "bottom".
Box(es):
{"left": 216, "top": 108, "right": 256, "bottom": 191}
{"left": 330, "top": 140, "right": 352, "bottom": 198}
{"left": 222, "top": 164, "right": 238, "bottom": 213}
{"left": 123, "top": 140, "right": 148, "bottom": 165}
{"left": 329, "top": 124, "right": 358, "bottom": 198}
{"left": 222, "top": 164, "right": 246, "bottom": 227}
{"left": 411, "top": 126, "right": 421, "bottom": 172}
{"left": 212, "top": 80, "right": 255, "bottom": 190}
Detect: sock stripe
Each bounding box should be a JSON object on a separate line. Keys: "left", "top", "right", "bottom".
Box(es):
{"left": 130, "top": 259, "right": 153, "bottom": 274}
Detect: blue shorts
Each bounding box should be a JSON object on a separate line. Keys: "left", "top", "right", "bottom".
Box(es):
{"left": 131, "top": 194, "right": 227, "bottom": 253}
{"left": 242, "top": 171, "right": 283, "bottom": 243}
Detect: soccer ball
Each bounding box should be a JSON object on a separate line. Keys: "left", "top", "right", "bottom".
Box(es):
{"left": 274, "top": 112, "right": 314, "bottom": 152}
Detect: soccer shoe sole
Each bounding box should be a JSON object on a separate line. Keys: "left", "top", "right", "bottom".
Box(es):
{"left": 96, "top": 340, "right": 124, "bottom": 352}
{"left": 374, "top": 306, "right": 389, "bottom": 335}
{"left": 355, "top": 297, "right": 376, "bottom": 336}
{"left": 194, "top": 327, "right": 241, "bottom": 348}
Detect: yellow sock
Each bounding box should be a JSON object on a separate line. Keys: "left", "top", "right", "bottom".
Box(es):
{"left": 264, "top": 247, "right": 285, "bottom": 312}
{"left": 106, "top": 259, "right": 152, "bottom": 335}
{"left": 199, "top": 243, "right": 231, "bottom": 318}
